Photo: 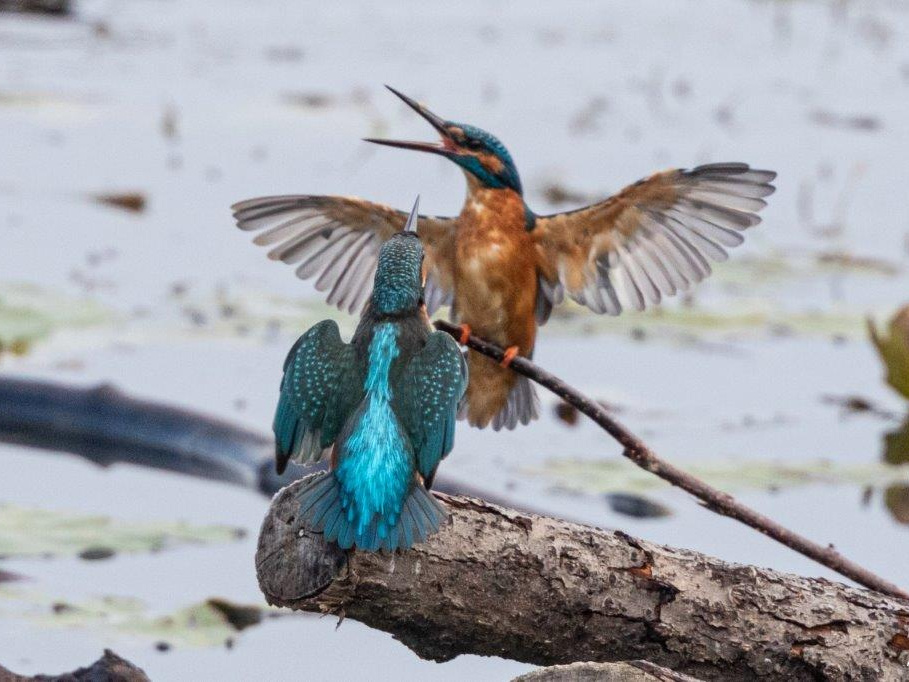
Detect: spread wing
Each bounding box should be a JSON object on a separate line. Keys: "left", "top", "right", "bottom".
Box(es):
{"left": 232, "top": 195, "right": 456, "bottom": 314}
{"left": 532, "top": 163, "right": 776, "bottom": 316}
{"left": 396, "top": 332, "right": 467, "bottom": 489}
{"left": 273, "top": 320, "right": 362, "bottom": 474}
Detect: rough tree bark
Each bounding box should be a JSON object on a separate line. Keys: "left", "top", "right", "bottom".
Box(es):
{"left": 256, "top": 479, "right": 909, "bottom": 681}
{"left": 514, "top": 661, "right": 703, "bottom": 682}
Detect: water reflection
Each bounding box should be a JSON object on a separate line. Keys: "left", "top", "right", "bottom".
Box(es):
{"left": 883, "top": 419, "right": 909, "bottom": 524}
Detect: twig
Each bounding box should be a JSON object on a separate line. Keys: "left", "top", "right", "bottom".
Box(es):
{"left": 434, "top": 319, "right": 909, "bottom": 600}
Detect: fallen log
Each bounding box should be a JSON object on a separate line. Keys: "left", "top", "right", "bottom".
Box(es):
{"left": 256, "top": 478, "right": 909, "bottom": 681}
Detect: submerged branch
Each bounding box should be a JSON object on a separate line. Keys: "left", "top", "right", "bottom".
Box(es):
{"left": 0, "top": 376, "right": 545, "bottom": 510}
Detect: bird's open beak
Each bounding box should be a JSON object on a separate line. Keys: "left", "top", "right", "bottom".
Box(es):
{"left": 364, "top": 85, "right": 457, "bottom": 158}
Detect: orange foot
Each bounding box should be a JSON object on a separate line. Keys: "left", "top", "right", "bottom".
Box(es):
{"left": 458, "top": 324, "right": 472, "bottom": 345}
{"left": 499, "top": 345, "right": 520, "bottom": 368}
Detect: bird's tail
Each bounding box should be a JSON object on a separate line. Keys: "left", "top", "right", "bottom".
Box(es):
{"left": 296, "top": 472, "right": 446, "bottom": 552}
{"left": 459, "top": 350, "right": 540, "bottom": 430}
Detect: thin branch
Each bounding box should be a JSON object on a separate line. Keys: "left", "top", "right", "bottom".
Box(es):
{"left": 434, "top": 319, "right": 909, "bottom": 600}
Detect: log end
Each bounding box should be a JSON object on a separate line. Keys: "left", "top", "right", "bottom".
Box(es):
{"left": 255, "top": 479, "right": 347, "bottom": 606}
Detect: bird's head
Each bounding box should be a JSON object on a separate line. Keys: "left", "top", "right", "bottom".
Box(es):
{"left": 365, "top": 86, "right": 522, "bottom": 195}
{"left": 371, "top": 197, "right": 425, "bottom": 315}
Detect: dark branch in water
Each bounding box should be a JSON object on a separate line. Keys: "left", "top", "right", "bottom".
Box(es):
{"left": 0, "top": 649, "right": 150, "bottom": 682}
{"left": 434, "top": 319, "right": 909, "bottom": 600}
{"left": 0, "top": 376, "right": 546, "bottom": 511}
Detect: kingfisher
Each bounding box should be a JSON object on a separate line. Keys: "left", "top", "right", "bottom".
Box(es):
{"left": 274, "top": 199, "right": 467, "bottom": 552}
{"left": 233, "top": 86, "right": 775, "bottom": 431}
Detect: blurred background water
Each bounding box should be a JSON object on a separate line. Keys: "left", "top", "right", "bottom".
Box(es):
{"left": 1, "top": 0, "right": 908, "bottom": 679}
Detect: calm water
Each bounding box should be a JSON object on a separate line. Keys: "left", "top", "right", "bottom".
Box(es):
{"left": 1, "top": 0, "right": 908, "bottom": 679}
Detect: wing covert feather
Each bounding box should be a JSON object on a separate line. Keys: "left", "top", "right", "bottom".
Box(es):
{"left": 273, "top": 320, "right": 361, "bottom": 473}
{"left": 396, "top": 332, "right": 467, "bottom": 488}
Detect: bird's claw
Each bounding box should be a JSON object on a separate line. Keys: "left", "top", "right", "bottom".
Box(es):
{"left": 458, "top": 324, "right": 472, "bottom": 345}
{"left": 499, "top": 346, "right": 519, "bottom": 368}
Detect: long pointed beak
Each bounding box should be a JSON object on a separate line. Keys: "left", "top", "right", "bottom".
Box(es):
{"left": 363, "top": 85, "right": 457, "bottom": 157}
{"left": 403, "top": 195, "right": 419, "bottom": 233}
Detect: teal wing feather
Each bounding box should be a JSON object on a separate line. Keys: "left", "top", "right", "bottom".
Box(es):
{"left": 273, "top": 320, "right": 360, "bottom": 474}
{"left": 396, "top": 331, "right": 467, "bottom": 488}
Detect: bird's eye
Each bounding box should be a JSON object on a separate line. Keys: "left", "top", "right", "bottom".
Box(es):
{"left": 466, "top": 139, "right": 483, "bottom": 150}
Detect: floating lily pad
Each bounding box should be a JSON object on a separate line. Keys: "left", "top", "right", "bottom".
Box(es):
{"left": 547, "top": 302, "right": 867, "bottom": 339}
{"left": 0, "top": 505, "right": 245, "bottom": 559}
{"left": 181, "top": 287, "right": 867, "bottom": 343}
{"left": 4, "top": 590, "right": 278, "bottom": 648}
{"left": 0, "top": 283, "right": 112, "bottom": 356}
{"left": 534, "top": 457, "right": 909, "bottom": 495}
{"left": 122, "top": 597, "right": 272, "bottom": 647}
{"left": 0, "top": 304, "right": 51, "bottom": 355}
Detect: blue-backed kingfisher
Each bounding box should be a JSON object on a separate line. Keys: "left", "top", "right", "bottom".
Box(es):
{"left": 275, "top": 199, "right": 467, "bottom": 552}
{"left": 233, "top": 86, "right": 775, "bottom": 431}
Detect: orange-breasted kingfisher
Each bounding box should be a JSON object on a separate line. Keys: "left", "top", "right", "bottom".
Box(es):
{"left": 275, "top": 199, "right": 467, "bottom": 551}
{"left": 233, "top": 86, "right": 776, "bottom": 431}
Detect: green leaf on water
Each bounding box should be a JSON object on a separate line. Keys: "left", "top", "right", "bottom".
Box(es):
{"left": 120, "top": 598, "right": 269, "bottom": 647}
{"left": 869, "top": 305, "right": 909, "bottom": 400}
{"left": 533, "top": 457, "right": 909, "bottom": 495}
{"left": 0, "top": 304, "right": 50, "bottom": 355}
{"left": 0, "top": 283, "right": 112, "bottom": 355}
{"left": 0, "top": 505, "right": 245, "bottom": 559}
{"left": 1, "top": 590, "right": 277, "bottom": 648}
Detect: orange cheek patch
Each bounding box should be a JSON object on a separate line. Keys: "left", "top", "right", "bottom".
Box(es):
{"left": 479, "top": 153, "right": 504, "bottom": 174}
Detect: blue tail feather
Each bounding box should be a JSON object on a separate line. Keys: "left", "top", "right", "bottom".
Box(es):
{"left": 410, "top": 488, "right": 444, "bottom": 541}
{"left": 400, "top": 502, "right": 415, "bottom": 548}
{"left": 324, "top": 501, "right": 345, "bottom": 542}
{"left": 404, "top": 493, "right": 429, "bottom": 541}
{"left": 308, "top": 485, "right": 338, "bottom": 522}
{"left": 380, "top": 525, "right": 397, "bottom": 552}
{"left": 337, "top": 516, "right": 356, "bottom": 550}
{"left": 365, "top": 517, "right": 380, "bottom": 551}
{"left": 296, "top": 472, "right": 446, "bottom": 552}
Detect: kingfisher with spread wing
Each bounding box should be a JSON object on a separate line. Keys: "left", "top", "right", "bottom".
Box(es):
{"left": 234, "top": 86, "right": 775, "bottom": 430}
{"left": 276, "top": 200, "right": 467, "bottom": 551}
